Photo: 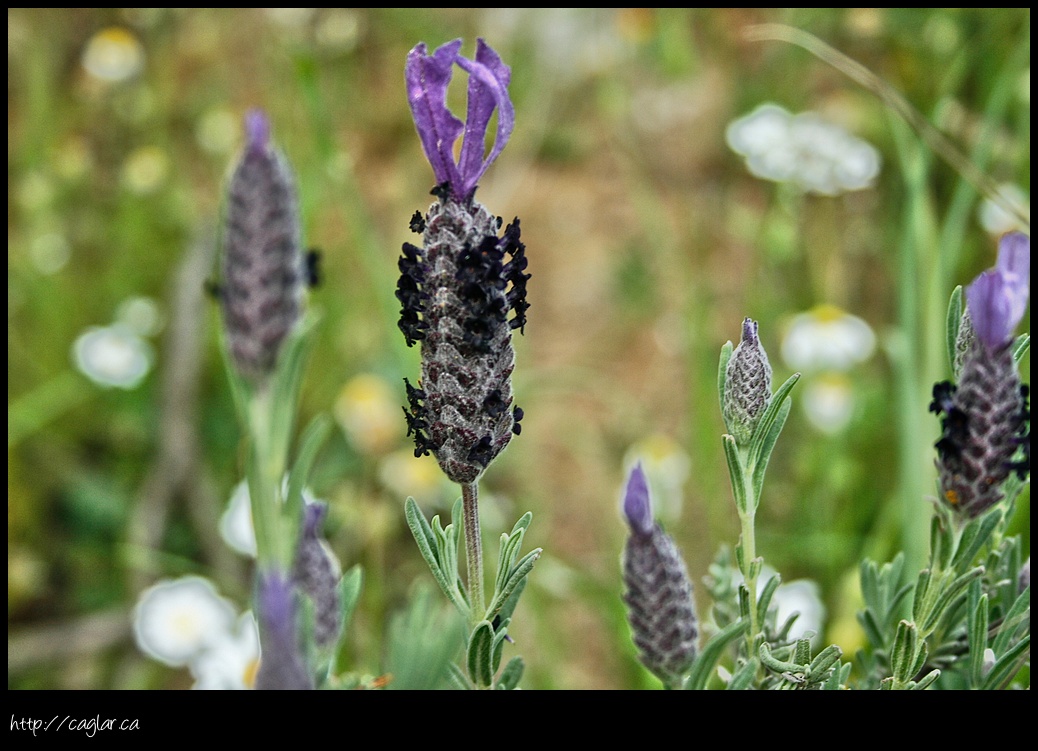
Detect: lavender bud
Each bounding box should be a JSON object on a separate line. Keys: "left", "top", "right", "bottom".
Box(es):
{"left": 255, "top": 571, "right": 313, "bottom": 690}
{"left": 221, "top": 109, "right": 304, "bottom": 384}
{"left": 723, "top": 318, "right": 773, "bottom": 446}
{"left": 621, "top": 464, "right": 698, "bottom": 687}
{"left": 399, "top": 40, "right": 528, "bottom": 484}
{"left": 291, "top": 502, "right": 342, "bottom": 650}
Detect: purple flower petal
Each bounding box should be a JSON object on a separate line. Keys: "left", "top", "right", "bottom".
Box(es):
{"left": 405, "top": 39, "right": 513, "bottom": 202}
{"left": 967, "top": 231, "right": 1030, "bottom": 351}
{"left": 245, "top": 108, "right": 270, "bottom": 155}
{"left": 405, "top": 39, "right": 464, "bottom": 191}
{"left": 623, "top": 463, "right": 654, "bottom": 538}
{"left": 254, "top": 571, "right": 313, "bottom": 690}
{"left": 455, "top": 38, "right": 514, "bottom": 200}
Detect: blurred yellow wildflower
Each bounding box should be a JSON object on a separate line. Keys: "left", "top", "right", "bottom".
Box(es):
{"left": 334, "top": 374, "right": 400, "bottom": 456}
{"left": 81, "top": 27, "right": 144, "bottom": 83}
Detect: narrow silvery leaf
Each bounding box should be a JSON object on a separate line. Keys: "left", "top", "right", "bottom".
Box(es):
{"left": 722, "top": 435, "right": 747, "bottom": 514}
{"left": 891, "top": 620, "right": 918, "bottom": 683}
{"left": 685, "top": 619, "right": 748, "bottom": 690}
{"left": 496, "top": 656, "right": 524, "bottom": 690}
{"left": 967, "top": 580, "right": 988, "bottom": 687}
{"left": 911, "top": 669, "right": 940, "bottom": 690}
{"left": 467, "top": 620, "right": 495, "bottom": 688}
{"left": 981, "top": 636, "right": 1030, "bottom": 690}
{"left": 717, "top": 340, "right": 734, "bottom": 417}
{"left": 945, "top": 284, "right": 964, "bottom": 376}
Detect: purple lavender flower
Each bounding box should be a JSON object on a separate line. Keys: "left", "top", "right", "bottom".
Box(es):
{"left": 621, "top": 463, "right": 698, "bottom": 687}
{"left": 220, "top": 109, "right": 305, "bottom": 384}
{"left": 932, "top": 232, "right": 1030, "bottom": 518}
{"left": 254, "top": 571, "right": 313, "bottom": 690}
{"left": 398, "top": 40, "right": 529, "bottom": 484}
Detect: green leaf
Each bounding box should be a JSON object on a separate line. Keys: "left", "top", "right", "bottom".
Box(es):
{"left": 404, "top": 497, "right": 466, "bottom": 614}
{"left": 495, "top": 525, "right": 527, "bottom": 596}
{"left": 910, "top": 669, "right": 941, "bottom": 690}
{"left": 751, "top": 396, "right": 792, "bottom": 501}
{"left": 952, "top": 509, "right": 1003, "bottom": 571}
{"left": 722, "top": 435, "right": 748, "bottom": 514}
{"left": 945, "top": 284, "right": 963, "bottom": 374}
{"left": 911, "top": 569, "right": 932, "bottom": 623}
{"left": 384, "top": 584, "right": 465, "bottom": 690}
{"left": 806, "top": 644, "right": 843, "bottom": 682}
{"left": 486, "top": 548, "right": 541, "bottom": 621}
{"left": 496, "top": 656, "right": 524, "bottom": 690}
{"left": 726, "top": 658, "right": 758, "bottom": 690}
{"left": 981, "top": 635, "right": 1030, "bottom": 690}
{"left": 922, "top": 567, "right": 983, "bottom": 634}
{"left": 337, "top": 565, "right": 363, "bottom": 643}
{"left": 269, "top": 312, "right": 321, "bottom": 465}
{"left": 284, "top": 413, "right": 332, "bottom": 543}
{"left": 992, "top": 586, "right": 1030, "bottom": 655}
{"left": 891, "top": 620, "right": 919, "bottom": 683}
{"left": 748, "top": 372, "right": 800, "bottom": 465}
{"left": 857, "top": 608, "right": 885, "bottom": 650}
{"left": 1012, "top": 333, "right": 1030, "bottom": 364}
{"left": 759, "top": 642, "right": 802, "bottom": 675}
{"left": 467, "top": 620, "right": 495, "bottom": 688}
{"left": 756, "top": 572, "right": 781, "bottom": 626}
{"left": 685, "top": 619, "right": 749, "bottom": 690}
{"left": 718, "top": 340, "right": 734, "bottom": 418}
{"left": 967, "top": 581, "right": 989, "bottom": 687}
{"left": 446, "top": 662, "right": 472, "bottom": 690}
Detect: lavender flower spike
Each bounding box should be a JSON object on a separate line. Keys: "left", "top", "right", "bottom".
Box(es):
{"left": 254, "top": 571, "right": 313, "bottom": 690}
{"left": 966, "top": 231, "right": 1030, "bottom": 352}
{"left": 221, "top": 109, "right": 305, "bottom": 383}
{"left": 621, "top": 463, "right": 698, "bottom": 687}
{"left": 406, "top": 38, "right": 514, "bottom": 203}
{"left": 932, "top": 232, "right": 1030, "bottom": 518}
{"left": 398, "top": 39, "right": 529, "bottom": 484}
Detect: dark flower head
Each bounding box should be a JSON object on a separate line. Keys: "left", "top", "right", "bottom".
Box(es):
{"left": 220, "top": 109, "right": 304, "bottom": 384}
{"left": 397, "top": 39, "right": 527, "bottom": 485}
{"left": 405, "top": 38, "right": 514, "bottom": 203}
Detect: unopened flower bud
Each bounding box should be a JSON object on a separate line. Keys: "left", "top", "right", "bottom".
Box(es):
{"left": 621, "top": 464, "right": 698, "bottom": 687}
{"left": 723, "top": 318, "right": 773, "bottom": 445}
{"left": 254, "top": 571, "right": 313, "bottom": 690}
{"left": 291, "top": 502, "right": 342, "bottom": 649}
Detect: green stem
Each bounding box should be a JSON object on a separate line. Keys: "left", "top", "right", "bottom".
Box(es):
{"left": 248, "top": 386, "right": 288, "bottom": 570}
{"left": 461, "top": 481, "right": 485, "bottom": 628}
{"left": 737, "top": 450, "right": 762, "bottom": 649}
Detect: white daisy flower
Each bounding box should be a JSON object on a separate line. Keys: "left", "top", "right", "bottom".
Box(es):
{"left": 190, "top": 612, "right": 260, "bottom": 690}
{"left": 801, "top": 372, "right": 856, "bottom": 435}
{"left": 219, "top": 479, "right": 321, "bottom": 558}
{"left": 978, "top": 183, "right": 1029, "bottom": 236}
{"left": 781, "top": 304, "right": 876, "bottom": 373}
{"left": 133, "top": 577, "right": 237, "bottom": 667}
{"left": 81, "top": 27, "right": 144, "bottom": 83}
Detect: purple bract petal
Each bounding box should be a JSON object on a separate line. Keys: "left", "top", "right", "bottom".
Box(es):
{"left": 967, "top": 231, "right": 1030, "bottom": 352}
{"left": 405, "top": 38, "right": 513, "bottom": 202}
{"left": 406, "top": 40, "right": 464, "bottom": 192}
{"left": 245, "top": 108, "right": 270, "bottom": 155}
{"left": 623, "top": 463, "right": 654, "bottom": 538}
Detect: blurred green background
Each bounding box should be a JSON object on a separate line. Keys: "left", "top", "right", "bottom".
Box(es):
{"left": 8, "top": 8, "right": 1029, "bottom": 689}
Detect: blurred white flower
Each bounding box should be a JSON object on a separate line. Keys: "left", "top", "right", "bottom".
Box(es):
{"left": 781, "top": 304, "right": 876, "bottom": 373}
{"left": 772, "top": 579, "right": 827, "bottom": 644}
{"left": 133, "top": 577, "right": 237, "bottom": 667}
{"left": 219, "top": 479, "right": 321, "bottom": 558}
{"left": 801, "top": 372, "right": 856, "bottom": 435}
{"left": 219, "top": 481, "right": 257, "bottom": 557}
{"left": 334, "top": 373, "right": 401, "bottom": 456}
{"left": 726, "top": 103, "right": 880, "bottom": 196}
{"left": 190, "top": 612, "right": 260, "bottom": 690}
{"left": 978, "top": 183, "right": 1029, "bottom": 236}
{"left": 72, "top": 323, "right": 152, "bottom": 389}
{"left": 81, "top": 27, "right": 144, "bottom": 83}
